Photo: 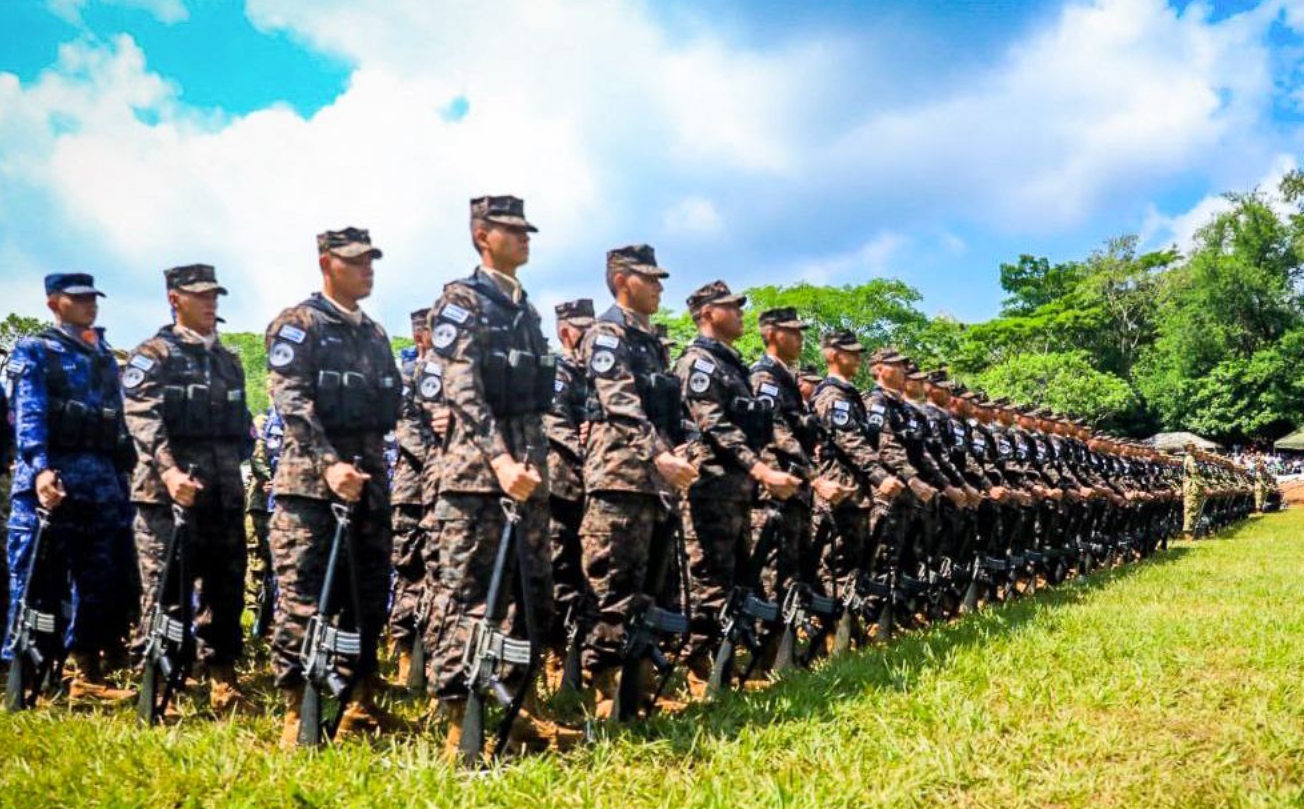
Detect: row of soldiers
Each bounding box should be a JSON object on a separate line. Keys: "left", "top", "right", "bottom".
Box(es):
{"left": 1, "top": 196, "right": 1259, "bottom": 764}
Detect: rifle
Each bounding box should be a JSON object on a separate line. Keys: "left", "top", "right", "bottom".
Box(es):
{"left": 252, "top": 565, "right": 276, "bottom": 639}
{"left": 5, "top": 508, "right": 59, "bottom": 712}
{"left": 297, "top": 460, "right": 365, "bottom": 747}
{"left": 706, "top": 506, "right": 781, "bottom": 695}
{"left": 558, "top": 596, "right": 589, "bottom": 695}
{"left": 458, "top": 496, "right": 542, "bottom": 765}
{"left": 137, "top": 500, "right": 196, "bottom": 725}
{"left": 405, "top": 584, "right": 431, "bottom": 693}
{"left": 611, "top": 492, "right": 691, "bottom": 722}
{"left": 774, "top": 580, "right": 839, "bottom": 671}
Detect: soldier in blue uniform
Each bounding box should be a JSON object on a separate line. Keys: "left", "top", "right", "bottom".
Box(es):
{"left": 4, "top": 273, "right": 135, "bottom": 702}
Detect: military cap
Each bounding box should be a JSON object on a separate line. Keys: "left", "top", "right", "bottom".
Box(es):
{"left": 799, "top": 366, "right": 824, "bottom": 384}
{"left": 757, "top": 307, "right": 811, "bottom": 330}
{"left": 950, "top": 381, "right": 968, "bottom": 394}
{"left": 906, "top": 367, "right": 929, "bottom": 381}
{"left": 925, "top": 370, "right": 954, "bottom": 389}
{"left": 1031, "top": 406, "right": 1054, "bottom": 418}
{"left": 988, "top": 397, "right": 1011, "bottom": 407}
{"left": 687, "top": 280, "right": 746, "bottom": 316}
{"left": 165, "top": 264, "right": 227, "bottom": 295}
{"left": 470, "top": 195, "right": 538, "bottom": 232}
{"left": 410, "top": 308, "right": 431, "bottom": 330}
{"left": 868, "top": 346, "right": 907, "bottom": 365}
{"left": 44, "top": 272, "right": 104, "bottom": 297}
{"left": 555, "top": 298, "right": 595, "bottom": 326}
{"left": 317, "top": 226, "right": 383, "bottom": 259}
{"left": 607, "top": 244, "right": 669, "bottom": 279}
{"left": 820, "top": 329, "right": 865, "bottom": 352}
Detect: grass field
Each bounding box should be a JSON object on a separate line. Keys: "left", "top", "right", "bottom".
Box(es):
{"left": 4, "top": 511, "right": 1304, "bottom": 808}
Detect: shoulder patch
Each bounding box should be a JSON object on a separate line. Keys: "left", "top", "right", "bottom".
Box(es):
{"left": 554, "top": 379, "right": 566, "bottom": 393}
{"left": 128, "top": 354, "right": 155, "bottom": 372}
{"left": 832, "top": 410, "right": 851, "bottom": 427}
{"left": 122, "top": 367, "right": 145, "bottom": 389}
{"left": 833, "top": 399, "right": 851, "bottom": 412}
{"left": 692, "top": 357, "right": 716, "bottom": 375}
{"left": 438, "top": 303, "right": 471, "bottom": 324}
{"left": 278, "top": 324, "right": 307, "bottom": 344}
{"left": 419, "top": 375, "right": 443, "bottom": 400}
{"left": 6, "top": 358, "right": 27, "bottom": 377}
{"left": 688, "top": 371, "right": 711, "bottom": 394}
{"left": 269, "top": 342, "right": 296, "bottom": 368}
{"left": 432, "top": 322, "right": 459, "bottom": 350}
{"left": 590, "top": 350, "right": 616, "bottom": 374}
{"left": 594, "top": 334, "right": 620, "bottom": 350}
{"left": 759, "top": 382, "right": 780, "bottom": 398}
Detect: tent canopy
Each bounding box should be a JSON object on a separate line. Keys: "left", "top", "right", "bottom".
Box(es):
{"left": 1275, "top": 427, "right": 1304, "bottom": 451}
{"left": 1146, "top": 431, "right": 1221, "bottom": 452}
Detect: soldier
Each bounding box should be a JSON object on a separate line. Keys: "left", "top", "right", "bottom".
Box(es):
{"left": 1, "top": 349, "right": 12, "bottom": 639}
{"left": 544, "top": 298, "right": 594, "bottom": 684}
{"left": 1182, "top": 442, "right": 1208, "bottom": 538}
{"left": 797, "top": 367, "right": 822, "bottom": 403}
{"left": 674, "top": 281, "right": 800, "bottom": 693}
{"left": 423, "top": 196, "right": 579, "bottom": 757}
{"left": 123, "top": 264, "right": 252, "bottom": 712}
{"left": 265, "top": 227, "right": 402, "bottom": 745}
{"left": 4, "top": 273, "right": 135, "bottom": 702}
{"left": 1253, "top": 458, "right": 1273, "bottom": 513}
{"left": 388, "top": 308, "right": 433, "bottom": 686}
{"left": 810, "top": 330, "right": 903, "bottom": 648}
{"left": 246, "top": 408, "right": 275, "bottom": 637}
{"left": 578, "top": 245, "right": 697, "bottom": 719}
{"left": 749, "top": 310, "right": 852, "bottom": 657}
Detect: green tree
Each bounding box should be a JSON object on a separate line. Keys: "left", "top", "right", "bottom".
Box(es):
{"left": 968, "top": 350, "right": 1139, "bottom": 427}
{"left": 0, "top": 313, "right": 50, "bottom": 355}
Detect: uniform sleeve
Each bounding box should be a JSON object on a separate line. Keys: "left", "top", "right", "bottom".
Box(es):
{"left": 122, "top": 339, "right": 180, "bottom": 476}
{"left": 924, "top": 417, "right": 964, "bottom": 488}
{"left": 814, "top": 389, "right": 887, "bottom": 488}
{"left": 543, "top": 359, "right": 584, "bottom": 462}
{"left": 11, "top": 341, "right": 50, "bottom": 474}
{"left": 429, "top": 286, "right": 511, "bottom": 464}
{"left": 584, "top": 326, "right": 667, "bottom": 458}
{"left": 395, "top": 376, "right": 429, "bottom": 469}
{"left": 266, "top": 309, "right": 341, "bottom": 472}
{"left": 678, "top": 354, "right": 759, "bottom": 473}
{"left": 868, "top": 394, "right": 921, "bottom": 482}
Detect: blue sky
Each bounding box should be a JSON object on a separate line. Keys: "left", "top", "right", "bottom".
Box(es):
{"left": 2, "top": 0, "right": 1303, "bottom": 345}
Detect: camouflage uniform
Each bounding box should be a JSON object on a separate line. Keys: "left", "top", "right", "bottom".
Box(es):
{"left": 423, "top": 197, "right": 555, "bottom": 699}
{"left": 245, "top": 411, "right": 274, "bottom": 611}
{"left": 387, "top": 311, "right": 435, "bottom": 651}
{"left": 1182, "top": 452, "right": 1207, "bottom": 534}
{"left": 675, "top": 281, "right": 766, "bottom": 662}
{"left": 578, "top": 247, "right": 681, "bottom": 673}
{"left": 123, "top": 266, "right": 252, "bottom": 666}
{"left": 264, "top": 229, "right": 401, "bottom": 688}
{"left": 545, "top": 299, "right": 594, "bottom": 653}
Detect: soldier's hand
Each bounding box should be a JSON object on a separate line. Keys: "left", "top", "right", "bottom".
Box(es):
{"left": 655, "top": 451, "right": 698, "bottom": 491}
{"left": 812, "top": 476, "right": 853, "bottom": 505}
{"left": 491, "top": 453, "right": 542, "bottom": 502}
{"left": 579, "top": 421, "right": 591, "bottom": 445}
{"left": 963, "top": 484, "right": 982, "bottom": 508}
{"left": 989, "top": 485, "right": 1008, "bottom": 503}
{"left": 431, "top": 408, "right": 451, "bottom": 439}
{"left": 878, "top": 476, "right": 906, "bottom": 499}
{"left": 163, "top": 467, "right": 205, "bottom": 507}
{"left": 907, "top": 477, "right": 936, "bottom": 503}
{"left": 943, "top": 485, "right": 967, "bottom": 508}
{"left": 751, "top": 463, "right": 800, "bottom": 501}
{"left": 325, "top": 461, "right": 371, "bottom": 503}
{"left": 35, "top": 470, "right": 65, "bottom": 510}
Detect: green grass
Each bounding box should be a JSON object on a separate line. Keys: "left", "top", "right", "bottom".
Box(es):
{"left": 5, "top": 512, "right": 1304, "bottom": 808}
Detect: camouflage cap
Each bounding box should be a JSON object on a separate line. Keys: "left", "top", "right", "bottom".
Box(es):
{"left": 410, "top": 307, "right": 431, "bottom": 330}
{"left": 820, "top": 328, "right": 865, "bottom": 353}
{"left": 868, "top": 346, "right": 908, "bottom": 365}
{"left": 988, "top": 397, "right": 1012, "bottom": 408}
{"left": 607, "top": 244, "right": 669, "bottom": 279}
{"left": 757, "top": 307, "right": 811, "bottom": 330}
{"left": 471, "top": 195, "right": 538, "bottom": 232}
{"left": 925, "top": 370, "right": 954, "bottom": 389}
{"left": 165, "top": 264, "right": 227, "bottom": 295}
{"left": 799, "top": 365, "right": 824, "bottom": 384}
{"left": 1031, "top": 406, "right": 1054, "bottom": 418}
{"left": 687, "top": 280, "right": 746, "bottom": 316}
{"left": 555, "top": 298, "right": 595, "bottom": 326}
{"left": 317, "top": 226, "right": 383, "bottom": 259}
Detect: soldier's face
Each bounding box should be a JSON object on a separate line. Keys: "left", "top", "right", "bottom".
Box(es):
{"left": 49, "top": 293, "right": 97, "bottom": 328}
{"left": 414, "top": 328, "right": 431, "bottom": 353}
{"left": 170, "top": 289, "right": 220, "bottom": 334}
{"left": 624, "top": 272, "right": 662, "bottom": 315}
{"left": 770, "top": 326, "right": 803, "bottom": 363}
{"left": 798, "top": 379, "right": 816, "bottom": 401}
{"left": 706, "top": 302, "right": 744, "bottom": 341}
{"left": 324, "top": 253, "right": 375, "bottom": 301}
{"left": 827, "top": 349, "right": 862, "bottom": 378}
{"left": 482, "top": 224, "right": 530, "bottom": 269}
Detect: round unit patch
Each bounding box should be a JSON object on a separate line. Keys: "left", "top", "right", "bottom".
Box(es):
{"left": 688, "top": 371, "right": 711, "bottom": 394}
{"left": 590, "top": 350, "right": 616, "bottom": 374}
{"left": 758, "top": 394, "right": 775, "bottom": 406}
{"left": 419, "top": 376, "right": 443, "bottom": 400}
{"left": 269, "top": 342, "right": 295, "bottom": 368}
{"left": 432, "top": 322, "right": 458, "bottom": 350}
{"left": 832, "top": 410, "right": 850, "bottom": 426}
{"left": 122, "top": 367, "right": 145, "bottom": 389}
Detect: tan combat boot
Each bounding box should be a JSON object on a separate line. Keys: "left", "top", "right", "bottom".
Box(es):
{"left": 208, "top": 663, "right": 249, "bottom": 715}
{"left": 590, "top": 667, "right": 619, "bottom": 721}
{"left": 68, "top": 652, "right": 135, "bottom": 704}
{"left": 505, "top": 683, "right": 584, "bottom": 754}
{"left": 279, "top": 686, "right": 304, "bottom": 750}
{"left": 337, "top": 674, "right": 407, "bottom": 739}
{"left": 395, "top": 647, "right": 413, "bottom": 689}
{"left": 441, "top": 700, "right": 467, "bottom": 765}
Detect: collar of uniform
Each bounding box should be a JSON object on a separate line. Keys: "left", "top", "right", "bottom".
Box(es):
{"left": 759, "top": 352, "right": 795, "bottom": 377}
{"left": 691, "top": 335, "right": 740, "bottom": 361}
{"left": 172, "top": 323, "right": 218, "bottom": 350}
{"left": 615, "top": 303, "right": 652, "bottom": 333}
{"left": 876, "top": 386, "right": 902, "bottom": 401}
{"left": 322, "top": 291, "right": 364, "bottom": 325}
{"left": 308, "top": 292, "right": 372, "bottom": 328}
{"left": 479, "top": 265, "right": 523, "bottom": 303}
{"left": 823, "top": 372, "right": 858, "bottom": 391}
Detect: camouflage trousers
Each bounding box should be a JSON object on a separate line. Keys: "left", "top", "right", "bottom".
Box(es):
{"left": 268, "top": 495, "right": 392, "bottom": 689}
{"left": 0, "top": 465, "right": 10, "bottom": 643}
{"left": 387, "top": 504, "right": 428, "bottom": 646}
{"left": 244, "top": 509, "right": 271, "bottom": 610}
{"left": 579, "top": 491, "right": 675, "bottom": 672}
{"left": 682, "top": 494, "right": 752, "bottom": 661}
{"left": 132, "top": 503, "right": 246, "bottom": 666}
{"left": 549, "top": 495, "right": 593, "bottom": 653}
{"left": 749, "top": 498, "right": 813, "bottom": 604}
{"left": 1183, "top": 487, "right": 1207, "bottom": 533}
{"left": 816, "top": 503, "right": 879, "bottom": 597}
{"left": 423, "top": 492, "right": 552, "bottom": 699}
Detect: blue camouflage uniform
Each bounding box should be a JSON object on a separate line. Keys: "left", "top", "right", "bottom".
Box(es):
{"left": 263, "top": 405, "right": 285, "bottom": 512}
{"left": 4, "top": 322, "right": 136, "bottom": 659}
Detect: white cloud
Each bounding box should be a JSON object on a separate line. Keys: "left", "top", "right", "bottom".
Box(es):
{"left": 663, "top": 196, "right": 723, "bottom": 237}
{"left": 48, "top": 0, "right": 188, "bottom": 25}
{"left": 794, "top": 232, "right": 906, "bottom": 285}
